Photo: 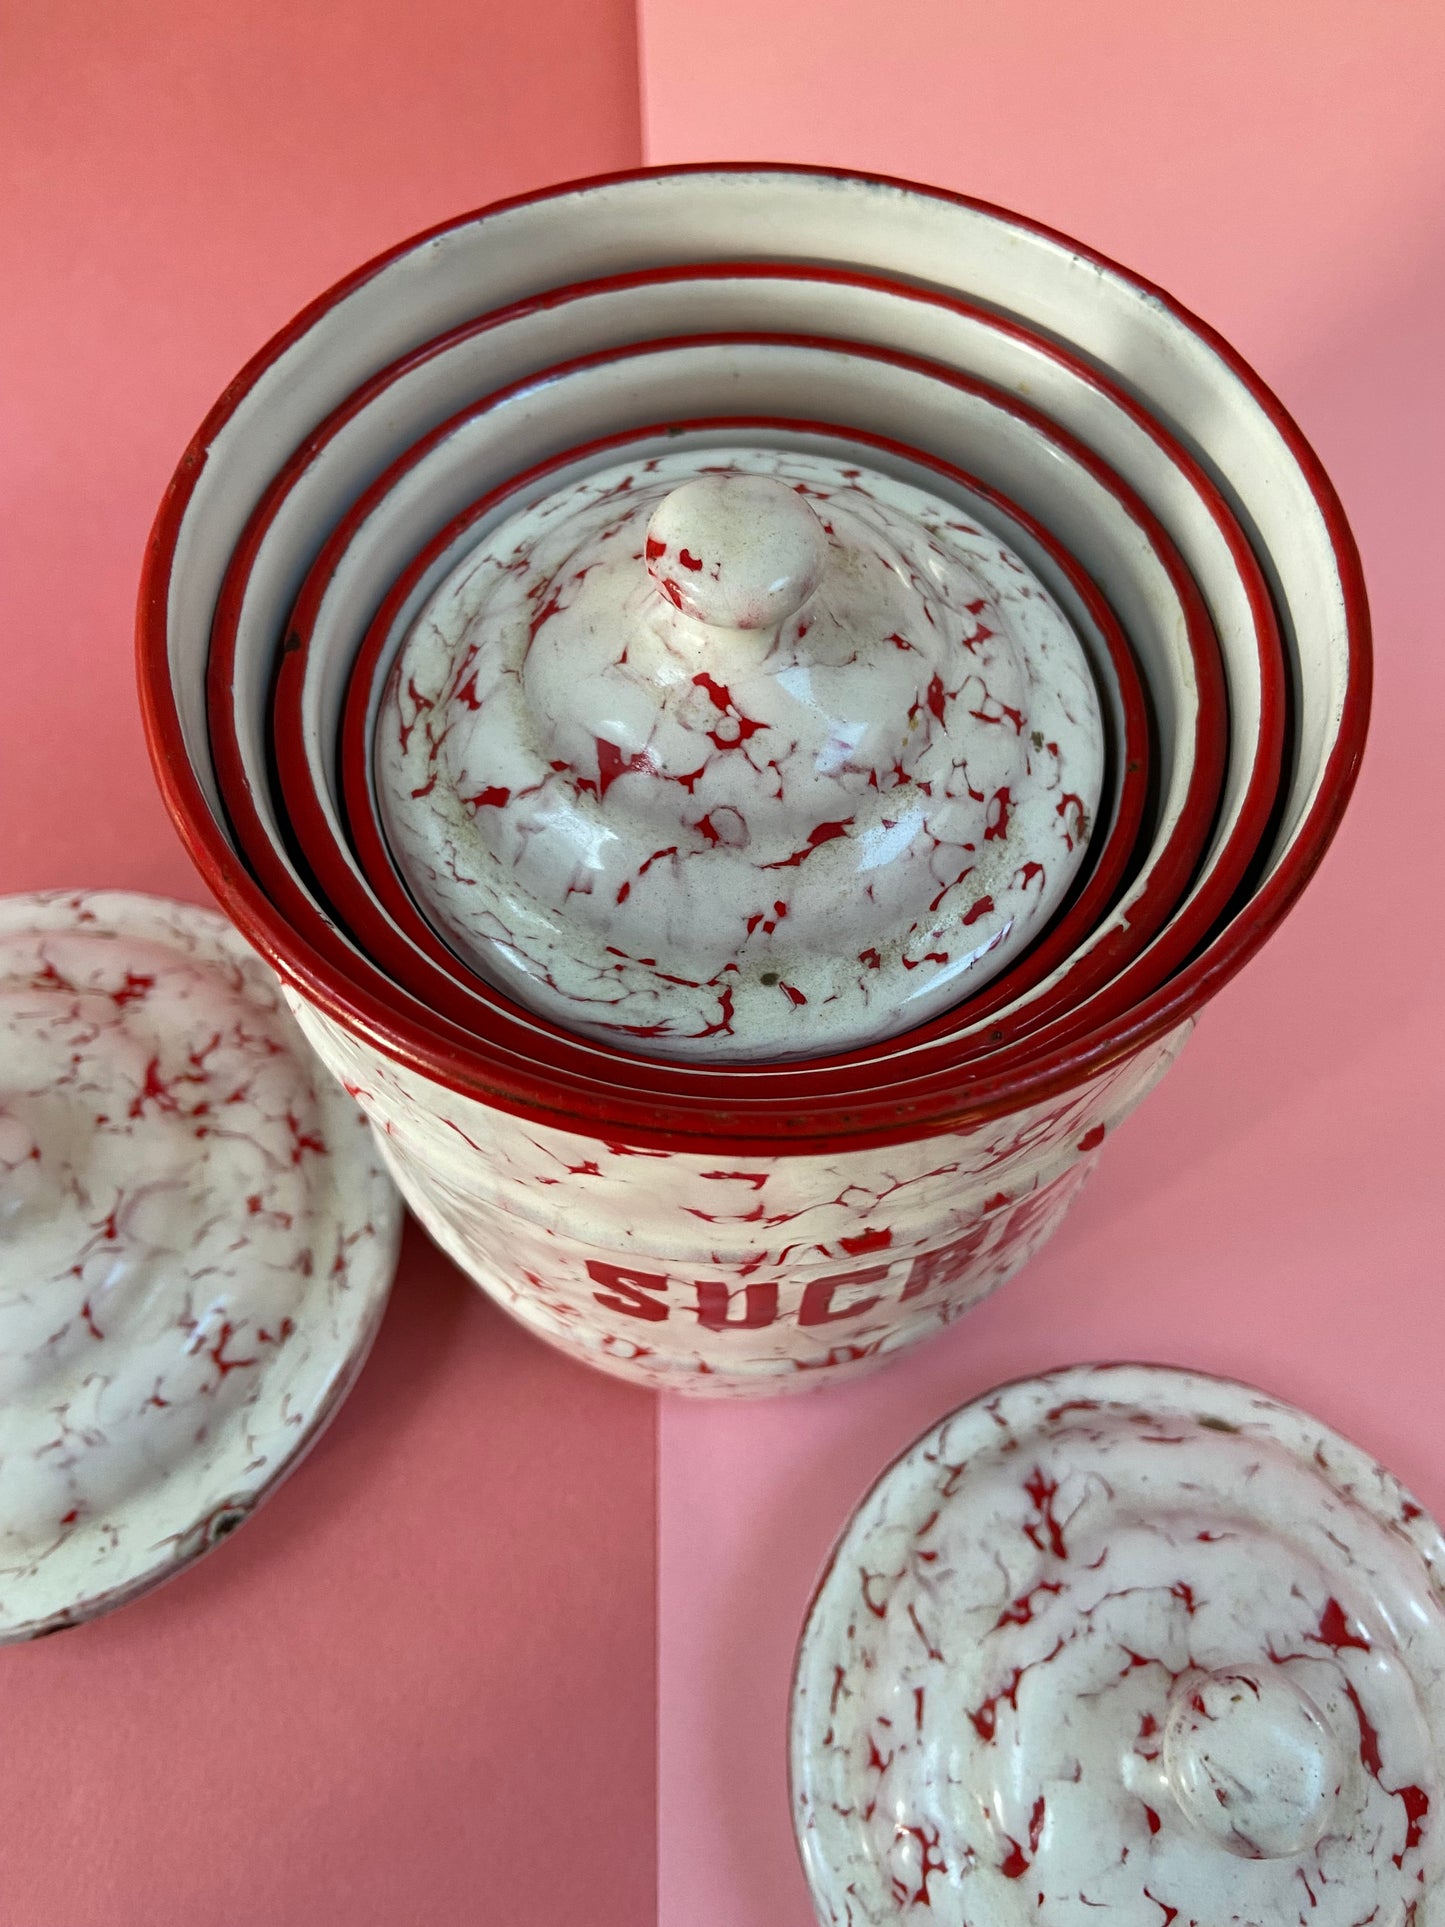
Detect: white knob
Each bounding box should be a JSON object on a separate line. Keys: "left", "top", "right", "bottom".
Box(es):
{"left": 1162, "top": 1666, "right": 1346, "bottom": 1860}
{"left": 645, "top": 473, "right": 828, "bottom": 630}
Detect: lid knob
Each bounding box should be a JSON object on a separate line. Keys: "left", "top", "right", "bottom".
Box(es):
{"left": 1161, "top": 1666, "right": 1346, "bottom": 1860}
{"left": 644, "top": 473, "right": 828, "bottom": 630}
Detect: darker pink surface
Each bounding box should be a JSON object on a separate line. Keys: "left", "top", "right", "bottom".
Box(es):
{"left": 2, "top": 1231, "right": 656, "bottom": 1926}
{"left": 0, "top": 0, "right": 641, "bottom": 898}
{"left": 1, "top": 6, "right": 653, "bottom": 1927}
{"left": 640, "top": 5, "right": 1445, "bottom": 1925}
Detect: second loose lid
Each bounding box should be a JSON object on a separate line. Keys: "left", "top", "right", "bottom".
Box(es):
{"left": 791, "top": 1363, "right": 1445, "bottom": 1924}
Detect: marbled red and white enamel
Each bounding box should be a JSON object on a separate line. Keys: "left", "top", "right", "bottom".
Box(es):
{"left": 288, "top": 994, "right": 1187, "bottom": 1394}
{"left": 138, "top": 160, "right": 1369, "bottom": 1239}
{"left": 0, "top": 892, "right": 402, "bottom": 1641}
{"left": 791, "top": 1364, "right": 1445, "bottom": 1922}
{"left": 378, "top": 449, "right": 1103, "bottom": 1063}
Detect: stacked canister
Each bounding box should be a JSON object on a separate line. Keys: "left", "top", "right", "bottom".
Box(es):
{"left": 138, "top": 166, "right": 1363, "bottom": 1394}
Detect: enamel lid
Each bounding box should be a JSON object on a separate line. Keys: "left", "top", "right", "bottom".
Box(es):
{"left": 0, "top": 891, "right": 402, "bottom": 1639}
{"left": 791, "top": 1363, "right": 1445, "bottom": 1925}
{"left": 378, "top": 446, "right": 1105, "bottom": 1064}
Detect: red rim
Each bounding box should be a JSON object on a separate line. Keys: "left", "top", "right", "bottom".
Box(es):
{"left": 230, "top": 326, "right": 1223, "bottom": 1096}
{"left": 307, "top": 418, "right": 1151, "bottom": 1055}
{"left": 270, "top": 263, "right": 1293, "bottom": 1070}
{"left": 137, "top": 164, "right": 1367, "bottom": 1155}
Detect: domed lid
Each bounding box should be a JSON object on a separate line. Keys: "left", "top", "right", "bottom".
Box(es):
{"left": 0, "top": 891, "right": 401, "bottom": 1640}
{"left": 791, "top": 1362, "right": 1445, "bottom": 1925}
{"left": 378, "top": 446, "right": 1104, "bottom": 1064}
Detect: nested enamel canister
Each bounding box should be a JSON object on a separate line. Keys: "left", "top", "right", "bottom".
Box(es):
{"left": 138, "top": 167, "right": 1371, "bottom": 1399}
{"left": 791, "top": 1365, "right": 1445, "bottom": 1923}
{"left": 285, "top": 446, "right": 1128, "bottom": 1394}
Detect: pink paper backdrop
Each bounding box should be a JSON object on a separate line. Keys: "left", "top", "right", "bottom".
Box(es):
{"left": 0, "top": 6, "right": 654, "bottom": 1924}
{"left": 7, "top": 5, "right": 1445, "bottom": 1923}
{"left": 638, "top": 4, "right": 1445, "bottom": 1923}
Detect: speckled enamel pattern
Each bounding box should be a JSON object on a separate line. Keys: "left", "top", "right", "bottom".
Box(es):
{"left": 791, "top": 1364, "right": 1445, "bottom": 1924}
{"left": 0, "top": 892, "right": 402, "bottom": 1641}
{"left": 285, "top": 992, "right": 1188, "bottom": 1394}
{"left": 378, "top": 449, "right": 1103, "bottom": 1064}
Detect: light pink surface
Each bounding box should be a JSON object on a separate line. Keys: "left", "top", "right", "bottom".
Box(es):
{"left": 0, "top": 7, "right": 655, "bottom": 1925}
{"left": 639, "top": 6, "right": 1445, "bottom": 1923}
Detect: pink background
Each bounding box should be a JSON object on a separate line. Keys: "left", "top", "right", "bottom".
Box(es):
{"left": 640, "top": 4, "right": 1445, "bottom": 1922}
{"left": 4, "top": 3, "right": 1445, "bottom": 1923}
{"left": 0, "top": 7, "right": 654, "bottom": 1925}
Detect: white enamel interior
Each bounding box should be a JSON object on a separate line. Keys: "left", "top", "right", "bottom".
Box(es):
{"left": 163, "top": 171, "right": 1338, "bottom": 913}
{"left": 261, "top": 267, "right": 1248, "bottom": 843}
{"left": 245, "top": 341, "right": 1203, "bottom": 1058}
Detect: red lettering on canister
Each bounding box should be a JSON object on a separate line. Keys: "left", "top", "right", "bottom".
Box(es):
{"left": 694, "top": 1279, "right": 781, "bottom": 1331}
{"left": 900, "top": 1222, "right": 992, "bottom": 1301}
{"left": 587, "top": 1258, "right": 670, "bottom": 1323}
{"left": 798, "top": 1265, "right": 890, "bottom": 1326}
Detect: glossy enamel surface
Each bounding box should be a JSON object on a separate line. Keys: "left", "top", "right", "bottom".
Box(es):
{"left": 221, "top": 330, "right": 1223, "bottom": 1111}
{"left": 287, "top": 994, "right": 1187, "bottom": 1392}
{"left": 791, "top": 1364, "right": 1445, "bottom": 1921}
{"left": 133, "top": 165, "right": 1365, "bottom": 1389}
{"left": 377, "top": 448, "right": 1103, "bottom": 1063}
{"left": 240, "top": 258, "right": 1264, "bottom": 1053}
{"left": 137, "top": 170, "right": 1330, "bottom": 1147}
{"left": 327, "top": 421, "right": 1149, "bottom": 1058}
{"left": 0, "top": 892, "right": 402, "bottom": 1640}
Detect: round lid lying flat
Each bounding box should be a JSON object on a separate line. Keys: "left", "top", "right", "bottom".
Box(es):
{"left": 791, "top": 1363, "right": 1445, "bottom": 1925}
{"left": 377, "top": 446, "right": 1105, "bottom": 1064}
{"left": 0, "top": 891, "right": 402, "bottom": 1640}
